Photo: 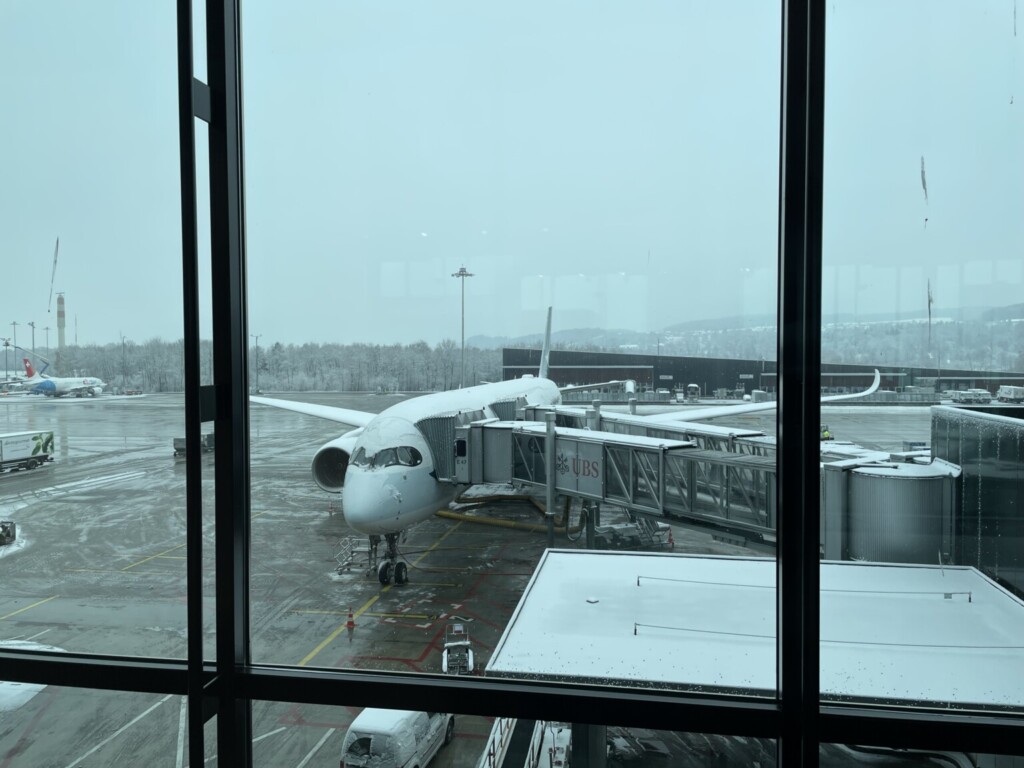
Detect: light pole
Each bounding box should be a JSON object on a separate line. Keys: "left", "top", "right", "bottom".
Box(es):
{"left": 451, "top": 266, "right": 473, "bottom": 389}
{"left": 28, "top": 321, "right": 35, "bottom": 359}
{"left": 10, "top": 322, "right": 17, "bottom": 354}
{"left": 43, "top": 326, "right": 50, "bottom": 356}
{"left": 120, "top": 333, "right": 128, "bottom": 392}
{"left": 251, "top": 333, "right": 261, "bottom": 393}
{"left": 1, "top": 338, "right": 9, "bottom": 381}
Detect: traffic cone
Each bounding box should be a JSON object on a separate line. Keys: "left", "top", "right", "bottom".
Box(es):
{"left": 346, "top": 607, "right": 355, "bottom": 630}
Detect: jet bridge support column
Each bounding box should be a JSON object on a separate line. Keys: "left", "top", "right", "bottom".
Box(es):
{"left": 545, "top": 412, "right": 556, "bottom": 548}
{"left": 570, "top": 723, "right": 606, "bottom": 768}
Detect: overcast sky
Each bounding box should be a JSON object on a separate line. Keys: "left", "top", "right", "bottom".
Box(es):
{"left": 1, "top": 1, "right": 1020, "bottom": 347}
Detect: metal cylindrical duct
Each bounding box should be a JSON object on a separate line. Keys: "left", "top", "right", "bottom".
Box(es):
{"left": 847, "top": 462, "right": 958, "bottom": 563}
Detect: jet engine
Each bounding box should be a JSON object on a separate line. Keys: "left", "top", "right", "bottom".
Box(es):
{"left": 311, "top": 433, "right": 360, "bottom": 493}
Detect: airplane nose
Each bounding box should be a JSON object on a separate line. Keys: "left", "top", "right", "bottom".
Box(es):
{"left": 341, "top": 468, "right": 399, "bottom": 535}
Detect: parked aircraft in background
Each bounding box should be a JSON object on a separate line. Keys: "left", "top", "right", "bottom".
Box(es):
{"left": 252, "top": 310, "right": 880, "bottom": 584}
{"left": 21, "top": 358, "right": 105, "bottom": 397}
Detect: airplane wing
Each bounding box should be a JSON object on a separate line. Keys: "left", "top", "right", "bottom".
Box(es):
{"left": 638, "top": 369, "right": 881, "bottom": 425}
{"left": 559, "top": 380, "right": 633, "bottom": 394}
{"left": 250, "top": 395, "right": 376, "bottom": 428}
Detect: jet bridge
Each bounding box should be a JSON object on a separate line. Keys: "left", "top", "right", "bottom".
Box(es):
{"left": 453, "top": 420, "right": 777, "bottom": 549}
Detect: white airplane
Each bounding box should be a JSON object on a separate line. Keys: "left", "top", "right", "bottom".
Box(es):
{"left": 251, "top": 311, "right": 880, "bottom": 584}
{"left": 21, "top": 358, "right": 105, "bottom": 397}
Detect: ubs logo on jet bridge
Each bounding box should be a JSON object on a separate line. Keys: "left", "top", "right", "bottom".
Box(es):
{"left": 554, "top": 439, "right": 603, "bottom": 498}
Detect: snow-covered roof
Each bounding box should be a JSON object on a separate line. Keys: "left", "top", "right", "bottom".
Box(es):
{"left": 486, "top": 552, "right": 1024, "bottom": 709}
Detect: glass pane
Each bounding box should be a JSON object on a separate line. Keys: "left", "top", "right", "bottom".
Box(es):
{"left": 0, "top": 3, "right": 191, "bottom": 657}
{"left": 821, "top": 0, "right": 1024, "bottom": 710}
{"left": 244, "top": 0, "right": 782, "bottom": 695}
{"left": 0, "top": 684, "right": 202, "bottom": 766}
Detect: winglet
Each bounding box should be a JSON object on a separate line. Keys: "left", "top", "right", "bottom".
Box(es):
{"left": 819, "top": 369, "right": 880, "bottom": 403}
{"left": 539, "top": 307, "right": 552, "bottom": 379}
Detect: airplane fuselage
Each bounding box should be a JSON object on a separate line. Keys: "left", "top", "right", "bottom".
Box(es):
{"left": 20, "top": 359, "right": 104, "bottom": 397}
{"left": 341, "top": 377, "right": 561, "bottom": 536}
{"left": 27, "top": 376, "right": 105, "bottom": 397}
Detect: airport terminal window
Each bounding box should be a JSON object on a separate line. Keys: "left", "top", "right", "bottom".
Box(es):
{"left": 0, "top": 1, "right": 191, "bottom": 662}
{"left": 242, "top": 0, "right": 783, "bottom": 687}
{"left": 821, "top": 0, "right": 1024, "bottom": 714}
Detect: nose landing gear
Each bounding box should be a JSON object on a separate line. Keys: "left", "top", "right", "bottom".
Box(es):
{"left": 371, "top": 532, "right": 408, "bottom": 585}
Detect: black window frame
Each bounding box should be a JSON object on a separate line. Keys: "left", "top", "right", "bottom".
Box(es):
{"left": 0, "top": 1, "right": 1021, "bottom": 766}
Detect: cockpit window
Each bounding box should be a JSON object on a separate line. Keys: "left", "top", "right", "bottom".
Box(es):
{"left": 351, "top": 447, "right": 369, "bottom": 467}
{"left": 372, "top": 448, "right": 398, "bottom": 468}
{"left": 397, "top": 446, "right": 422, "bottom": 466}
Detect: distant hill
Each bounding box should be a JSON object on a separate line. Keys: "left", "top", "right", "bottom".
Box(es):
{"left": 981, "top": 303, "right": 1024, "bottom": 322}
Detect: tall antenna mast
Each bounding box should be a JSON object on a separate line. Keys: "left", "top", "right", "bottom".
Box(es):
{"left": 48, "top": 237, "right": 60, "bottom": 313}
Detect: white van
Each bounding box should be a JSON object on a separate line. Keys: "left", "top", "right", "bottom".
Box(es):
{"left": 340, "top": 709, "right": 455, "bottom": 768}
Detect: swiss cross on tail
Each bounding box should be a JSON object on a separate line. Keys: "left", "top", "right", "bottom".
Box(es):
{"left": 23, "top": 359, "right": 36, "bottom": 378}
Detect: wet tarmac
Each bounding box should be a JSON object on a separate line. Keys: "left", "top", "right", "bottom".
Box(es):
{"left": 0, "top": 393, "right": 933, "bottom": 766}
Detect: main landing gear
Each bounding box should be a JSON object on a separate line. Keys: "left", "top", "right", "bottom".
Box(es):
{"left": 370, "top": 532, "right": 408, "bottom": 585}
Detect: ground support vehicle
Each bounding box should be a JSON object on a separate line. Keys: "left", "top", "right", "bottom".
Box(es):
{"left": 997, "top": 385, "right": 1024, "bottom": 403}
{"left": 173, "top": 434, "right": 215, "bottom": 457}
{"left": 0, "top": 431, "right": 55, "bottom": 472}
{"left": 340, "top": 709, "right": 454, "bottom": 768}
{"left": 441, "top": 623, "right": 474, "bottom": 675}
{"left": 0, "top": 521, "right": 16, "bottom": 545}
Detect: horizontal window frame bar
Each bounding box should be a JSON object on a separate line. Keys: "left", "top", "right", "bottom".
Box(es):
{"left": 240, "top": 666, "right": 781, "bottom": 737}
{"left": 0, "top": 652, "right": 195, "bottom": 695}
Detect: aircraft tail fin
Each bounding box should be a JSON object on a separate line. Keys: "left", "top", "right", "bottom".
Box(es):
{"left": 23, "top": 358, "right": 36, "bottom": 378}
{"left": 539, "top": 307, "right": 552, "bottom": 379}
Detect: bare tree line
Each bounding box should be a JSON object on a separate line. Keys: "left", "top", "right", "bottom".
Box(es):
{"left": 26, "top": 338, "right": 502, "bottom": 393}
{"left": 22, "top": 316, "right": 1021, "bottom": 394}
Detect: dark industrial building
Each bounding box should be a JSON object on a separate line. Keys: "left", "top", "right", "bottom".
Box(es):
{"left": 503, "top": 348, "right": 1024, "bottom": 396}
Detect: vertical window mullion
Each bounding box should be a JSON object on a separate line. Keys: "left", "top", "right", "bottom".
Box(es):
{"left": 778, "top": 0, "right": 825, "bottom": 766}
{"left": 176, "top": 0, "right": 207, "bottom": 764}
{"left": 206, "top": 0, "right": 252, "bottom": 763}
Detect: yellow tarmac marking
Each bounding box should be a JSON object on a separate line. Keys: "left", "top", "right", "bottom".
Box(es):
{"left": 298, "top": 594, "right": 380, "bottom": 667}
{"left": 0, "top": 595, "right": 58, "bottom": 621}
{"left": 121, "top": 543, "right": 185, "bottom": 571}
{"left": 410, "top": 521, "right": 462, "bottom": 567}
{"left": 67, "top": 568, "right": 175, "bottom": 575}
{"left": 298, "top": 522, "right": 463, "bottom": 667}
{"left": 417, "top": 565, "right": 469, "bottom": 572}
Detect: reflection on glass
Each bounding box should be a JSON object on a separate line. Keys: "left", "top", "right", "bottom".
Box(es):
{"left": 822, "top": 744, "right": 1024, "bottom": 768}
{"left": 822, "top": 0, "right": 1023, "bottom": 710}
{"left": 243, "top": 0, "right": 782, "bottom": 693}
{"left": 253, "top": 701, "right": 776, "bottom": 768}
{"left": 0, "top": 3, "right": 189, "bottom": 658}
